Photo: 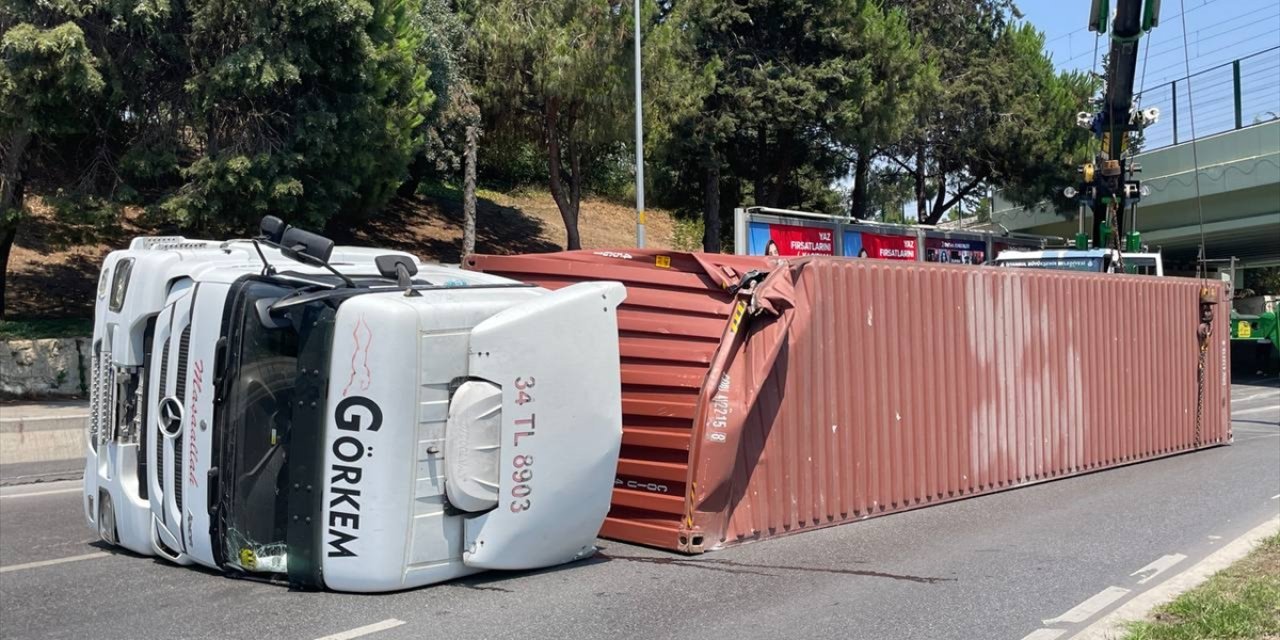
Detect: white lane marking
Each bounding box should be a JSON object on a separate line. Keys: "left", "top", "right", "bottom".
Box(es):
{"left": 1042, "top": 586, "right": 1130, "bottom": 625}
{"left": 1232, "top": 405, "right": 1280, "bottom": 417}
{"left": 314, "top": 619, "right": 406, "bottom": 640}
{"left": 1129, "top": 554, "right": 1187, "bottom": 585}
{"left": 1071, "top": 516, "right": 1280, "bottom": 640}
{"left": 0, "top": 552, "right": 110, "bottom": 573}
{"left": 0, "top": 487, "right": 82, "bottom": 500}
{"left": 1231, "top": 391, "right": 1280, "bottom": 404}
{"left": 1020, "top": 629, "right": 1066, "bottom": 640}
{"left": 1271, "top": 494, "right": 1279, "bottom": 500}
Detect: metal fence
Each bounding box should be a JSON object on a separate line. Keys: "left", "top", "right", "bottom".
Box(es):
{"left": 1134, "top": 46, "right": 1280, "bottom": 150}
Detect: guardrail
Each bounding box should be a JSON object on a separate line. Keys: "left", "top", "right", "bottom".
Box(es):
{"left": 1135, "top": 46, "right": 1280, "bottom": 150}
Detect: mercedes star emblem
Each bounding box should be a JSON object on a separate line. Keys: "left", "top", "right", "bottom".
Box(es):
{"left": 158, "top": 396, "right": 184, "bottom": 437}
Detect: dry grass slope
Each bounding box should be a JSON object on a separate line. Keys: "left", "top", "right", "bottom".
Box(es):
{"left": 3, "top": 189, "right": 676, "bottom": 320}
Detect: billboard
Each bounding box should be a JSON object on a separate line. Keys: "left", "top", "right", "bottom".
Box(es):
{"left": 737, "top": 208, "right": 1045, "bottom": 262}
{"left": 925, "top": 237, "right": 986, "bottom": 265}
{"left": 859, "top": 233, "right": 917, "bottom": 261}
{"left": 842, "top": 230, "right": 864, "bottom": 257}
{"left": 747, "top": 221, "right": 835, "bottom": 256}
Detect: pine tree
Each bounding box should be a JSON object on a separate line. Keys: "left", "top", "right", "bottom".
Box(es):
{"left": 0, "top": 8, "right": 106, "bottom": 318}
{"left": 468, "top": 0, "right": 702, "bottom": 249}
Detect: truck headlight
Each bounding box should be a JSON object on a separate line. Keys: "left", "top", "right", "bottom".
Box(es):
{"left": 109, "top": 258, "right": 134, "bottom": 312}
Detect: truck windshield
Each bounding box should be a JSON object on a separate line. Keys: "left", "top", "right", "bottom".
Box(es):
{"left": 221, "top": 280, "right": 299, "bottom": 573}
{"left": 214, "top": 276, "right": 347, "bottom": 578}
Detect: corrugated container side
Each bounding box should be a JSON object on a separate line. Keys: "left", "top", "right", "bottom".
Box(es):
{"left": 466, "top": 251, "right": 1232, "bottom": 553}
{"left": 688, "top": 258, "right": 1230, "bottom": 549}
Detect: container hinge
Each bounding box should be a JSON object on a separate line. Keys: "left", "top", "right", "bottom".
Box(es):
{"left": 729, "top": 270, "right": 768, "bottom": 296}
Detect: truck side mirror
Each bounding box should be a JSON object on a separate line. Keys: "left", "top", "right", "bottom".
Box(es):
{"left": 280, "top": 227, "right": 335, "bottom": 264}
{"left": 259, "top": 216, "right": 288, "bottom": 243}
{"left": 375, "top": 255, "right": 420, "bottom": 297}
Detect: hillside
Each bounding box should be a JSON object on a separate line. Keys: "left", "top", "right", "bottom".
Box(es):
{"left": 2, "top": 188, "right": 677, "bottom": 320}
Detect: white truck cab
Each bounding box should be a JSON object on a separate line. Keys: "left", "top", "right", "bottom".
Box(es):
{"left": 85, "top": 220, "right": 626, "bottom": 592}
{"left": 993, "top": 248, "right": 1164, "bottom": 276}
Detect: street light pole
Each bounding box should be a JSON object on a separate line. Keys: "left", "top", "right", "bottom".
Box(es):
{"left": 633, "top": 0, "right": 646, "bottom": 248}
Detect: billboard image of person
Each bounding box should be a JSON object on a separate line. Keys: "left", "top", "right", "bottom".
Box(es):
{"left": 747, "top": 221, "right": 835, "bottom": 256}
{"left": 925, "top": 237, "right": 986, "bottom": 265}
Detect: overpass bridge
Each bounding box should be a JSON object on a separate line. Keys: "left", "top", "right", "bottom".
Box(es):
{"left": 992, "top": 49, "right": 1280, "bottom": 275}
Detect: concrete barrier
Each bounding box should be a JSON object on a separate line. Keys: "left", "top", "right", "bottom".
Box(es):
{"left": 0, "top": 338, "right": 90, "bottom": 399}
{"left": 0, "top": 404, "right": 89, "bottom": 465}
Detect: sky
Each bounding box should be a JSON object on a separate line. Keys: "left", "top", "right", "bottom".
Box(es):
{"left": 1022, "top": 0, "right": 1279, "bottom": 78}
{"left": 858, "top": 0, "right": 1280, "bottom": 220}
{"left": 1020, "top": 0, "right": 1280, "bottom": 145}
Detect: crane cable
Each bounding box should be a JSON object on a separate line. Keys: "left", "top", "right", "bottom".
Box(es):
{"left": 1130, "top": 31, "right": 1153, "bottom": 235}
{"left": 1179, "top": 0, "right": 1212, "bottom": 450}
{"left": 1104, "top": 27, "right": 1122, "bottom": 254}
{"left": 1177, "top": 0, "right": 1209, "bottom": 279}
{"left": 1085, "top": 30, "right": 1103, "bottom": 246}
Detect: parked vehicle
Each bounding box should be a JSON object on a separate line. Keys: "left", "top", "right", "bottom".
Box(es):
{"left": 993, "top": 248, "right": 1164, "bottom": 276}
{"left": 84, "top": 218, "right": 626, "bottom": 592}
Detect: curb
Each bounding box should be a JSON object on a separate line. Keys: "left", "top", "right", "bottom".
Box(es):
{"left": 0, "top": 414, "right": 88, "bottom": 433}
{"left": 0, "top": 415, "right": 87, "bottom": 465}
{"left": 1069, "top": 515, "right": 1280, "bottom": 640}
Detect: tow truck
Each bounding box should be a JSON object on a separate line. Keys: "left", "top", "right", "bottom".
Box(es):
{"left": 84, "top": 217, "right": 626, "bottom": 592}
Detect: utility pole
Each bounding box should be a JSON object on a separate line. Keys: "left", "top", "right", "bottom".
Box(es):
{"left": 633, "top": 0, "right": 646, "bottom": 248}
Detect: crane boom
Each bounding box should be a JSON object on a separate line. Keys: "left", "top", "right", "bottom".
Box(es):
{"left": 1078, "top": 0, "right": 1161, "bottom": 250}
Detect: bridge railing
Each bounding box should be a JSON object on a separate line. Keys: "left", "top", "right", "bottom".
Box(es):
{"left": 1133, "top": 46, "right": 1280, "bottom": 151}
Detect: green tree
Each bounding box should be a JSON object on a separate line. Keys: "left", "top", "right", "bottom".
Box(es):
{"left": 885, "top": 1, "right": 1093, "bottom": 225}
{"left": 834, "top": 1, "right": 934, "bottom": 221}
{"left": 166, "top": 0, "right": 436, "bottom": 232}
{"left": 469, "top": 0, "right": 701, "bottom": 249}
{"left": 2, "top": 0, "right": 454, "bottom": 317}
{"left": 401, "top": 0, "right": 484, "bottom": 256}
{"left": 1, "top": 10, "right": 106, "bottom": 318}
{"left": 400, "top": 0, "right": 471, "bottom": 194}
{"left": 853, "top": 166, "right": 915, "bottom": 222}
{"left": 655, "top": 0, "right": 927, "bottom": 251}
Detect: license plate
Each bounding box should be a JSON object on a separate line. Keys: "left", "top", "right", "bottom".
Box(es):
{"left": 1238, "top": 321, "right": 1252, "bottom": 338}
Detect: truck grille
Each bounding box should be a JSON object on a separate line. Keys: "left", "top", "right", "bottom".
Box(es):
{"left": 173, "top": 326, "right": 191, "bottom": 514}
{"left": 88, "top": 341, "right": 102, "bottom": 453}
{"left": 156, "top": 337, "right": 169, "bottom": 501}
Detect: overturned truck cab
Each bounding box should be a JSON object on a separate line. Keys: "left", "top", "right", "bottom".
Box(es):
{"left": 84, "top": 220, "right": 625, "bottom": 592}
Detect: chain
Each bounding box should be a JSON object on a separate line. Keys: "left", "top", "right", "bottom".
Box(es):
{"left": 1194, "top": 339, "right": 1206, "bottom": 448}
{"left": 1194, "top": 286, "right": 1215, "bottom": 448}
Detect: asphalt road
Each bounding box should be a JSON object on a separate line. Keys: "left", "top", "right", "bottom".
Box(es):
{"left": 1, "top": 380, "right": 1276, "bottom": 640}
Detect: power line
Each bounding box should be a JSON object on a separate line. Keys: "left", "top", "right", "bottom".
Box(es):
{"left": 1040, "top": 0, "right": 1229, "bottom": 48}
{"left": 1053, "top": 6, "right": 1279, "bottom": 70}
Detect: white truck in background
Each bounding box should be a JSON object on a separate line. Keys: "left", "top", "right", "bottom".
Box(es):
{"left": 84, "top": 217, "right": 626, "bottom": 592}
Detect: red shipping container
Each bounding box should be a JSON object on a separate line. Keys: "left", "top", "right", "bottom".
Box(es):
{"left": 466, "top": 251, "right": 1232, "bottom": 552}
